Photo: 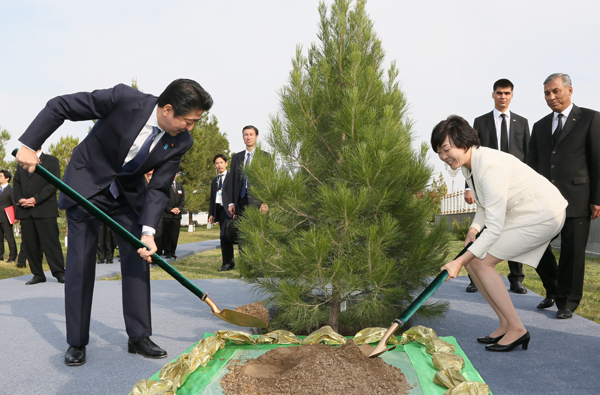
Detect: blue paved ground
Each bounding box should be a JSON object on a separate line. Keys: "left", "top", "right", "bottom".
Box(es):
{"left": 1, "top": 239, "right": 599, "bottom": 394}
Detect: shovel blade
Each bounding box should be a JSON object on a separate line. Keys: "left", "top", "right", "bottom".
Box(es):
{"left": 215, "top": 309, "right": 268, "bottom": 328}
{"left": 359, "top": 343, "right": 396, "bottom": 358}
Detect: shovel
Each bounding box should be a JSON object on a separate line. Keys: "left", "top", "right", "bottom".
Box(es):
{"left": 359, "top": 241, "right": 474, "bottom": 358}
{"left": 13, "top": 149, "right": 267, "bottom": 328}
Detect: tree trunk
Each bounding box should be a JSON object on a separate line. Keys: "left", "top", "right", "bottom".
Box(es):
{"left": 329, "top": 299, "right": 340, "bottom": 333}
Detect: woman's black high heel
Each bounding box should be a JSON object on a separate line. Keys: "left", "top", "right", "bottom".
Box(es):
{"left": 485, "top": 331, "right": 530, "bottom": 352}
{"left": 477, "top": 333, "right": 505, "bottom": 344}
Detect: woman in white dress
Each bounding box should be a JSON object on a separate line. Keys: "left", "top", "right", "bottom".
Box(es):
{"left": 431, "top": 115, "right": 567, "bottom": 352}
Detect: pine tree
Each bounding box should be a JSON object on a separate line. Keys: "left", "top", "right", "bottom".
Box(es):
{"left": 238, "top": 0, "right": 449, "bottom": 334}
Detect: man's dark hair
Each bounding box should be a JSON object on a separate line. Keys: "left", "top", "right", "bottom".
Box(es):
{"left": 430, "top": 115, "right": 481, "bottom": 152}
{"left": 242, "top": 125, "right": 259, "bottom": 136}
{"left": 0, "top": 170, "right": 11, "bottom": 182}
{"left": 213, "top": 154, "right": 228, "bottom": 163}
{"left": 157, "top": 79, "right": 213, "bottom": 116}
{"left": 493, "top": 78, "right": 514, "bottom": 92}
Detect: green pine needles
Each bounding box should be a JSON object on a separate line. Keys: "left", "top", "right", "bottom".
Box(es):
{"left": 238, "top": 0, "right": 449, "bottom": 334}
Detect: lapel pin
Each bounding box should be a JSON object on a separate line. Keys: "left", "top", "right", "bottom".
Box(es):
{"left": 164, "top": 144, "right": 168, "bottom": 150}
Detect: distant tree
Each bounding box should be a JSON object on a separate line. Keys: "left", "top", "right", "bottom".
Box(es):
{"left": 48, "top": 136, "right": 80, "bottom": 229}
{"left": 48, "top": 135, "right": 80, "bottom": 179}
{"left": 0, "top": 127, "right": 16, "bottom": 176}
{"left": 178, "top": 114, "right": 230, "bottom": 225}
{"left": 424, "top": 172, "right": 448, "bottom": 221}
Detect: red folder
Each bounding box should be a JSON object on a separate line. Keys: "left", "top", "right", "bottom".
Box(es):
{"left": 4, "top": 206, "right": 15, "bottom": 225}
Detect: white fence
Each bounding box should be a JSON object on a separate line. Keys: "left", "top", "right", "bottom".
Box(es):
{"left": 180, "top": 212, "right": 209, "bottom": 226}
{"left": 440, "top": 190, "right": 477, "bottom": 214}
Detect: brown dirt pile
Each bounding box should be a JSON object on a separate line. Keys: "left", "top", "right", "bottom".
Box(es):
{"left": 220, "top": 339, "right": 411, "bottom": 395}
{"left": 233, "top": 302, "right": 269, "bottom": 325}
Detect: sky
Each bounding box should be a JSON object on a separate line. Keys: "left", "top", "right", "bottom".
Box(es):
{"left": 1, "top": 0, "right": 599, "bottom": 191}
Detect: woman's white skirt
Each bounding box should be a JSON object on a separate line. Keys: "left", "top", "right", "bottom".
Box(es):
{"left": 486, "top": 211, "right": 567, "bottom": 269}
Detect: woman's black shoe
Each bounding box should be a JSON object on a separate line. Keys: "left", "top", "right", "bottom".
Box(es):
{"left": 477, "top": 334, "right": 505, "bottom": 344}
{"left": 485, "top": 331, "right": 530, "bottom": 352}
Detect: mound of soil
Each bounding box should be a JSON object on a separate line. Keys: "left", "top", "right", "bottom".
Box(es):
{"left": 220, "top": 339, "right": 412, "bottom": 395}
{"left": 233, "top": 302, "right": 269, "bottom": 325}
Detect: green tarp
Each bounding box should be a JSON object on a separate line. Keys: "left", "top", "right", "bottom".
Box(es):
{"left": 141, "top": 334, "right": 490, "bottom": 395}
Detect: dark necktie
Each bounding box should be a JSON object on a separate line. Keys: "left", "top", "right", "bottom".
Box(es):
{"left": 218, "top": 175, "right": 223, "bottom": 189}
{"left": 110, "top": 126, "right": 161, "bottom": 198}
{"left": 500, "top": 114, "right": 509, "bottom": 153}
{"left": 240, "top": 152, "right": 251, "bottom": 199}
{"left": 553, "top": 113, "right": 564, "bottom": 145}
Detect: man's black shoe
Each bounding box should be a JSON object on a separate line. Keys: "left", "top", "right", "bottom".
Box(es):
{"left": 26, "top": 276, "right": 46, "bottom": 285}
{"left": 56, "top": 274, "right": 65, "bottom": 284}
{"left": 557, "top": 308, "right": 573, "bottom": 319}
{"left": 466, "top": 282, "right": 478, "bottom": 293}
{"left": 536, "top": 297, "right": 555, "bottom": 309}
{"left": 218, "top": 264, "right": 235, "bottom": 272}
{"left": 128, "top": 336, "right": 167, "bottom": 359}
{"left": 107, "top": 259, "right": 113, "bottom": 264}
{"left": 509, "top": 282, "right": 527, "bottom": 294}
{"left": 16, "top": 262, "right": 26, "bottom": 268}
{"left": 65, "top": 346, "right": 86, "bottom": 366}
{"left": 7, "top": 260, "right": 15, "bottom": 264}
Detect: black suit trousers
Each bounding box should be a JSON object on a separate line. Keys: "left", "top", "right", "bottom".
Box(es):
{"left": 21, "top": 217, "right": 64, "bottom": 279}
{"left": 65, "top": 188, "right": 151, "bottom": 347}
{"left": 216, "top": 206, "right": 234, "bottom": 266}
{"left": 0, "top": 221, "right": 17, "bottom": 260}
{"left": 97, "top": 222, "right": 117, "bottom": 261}
{"left": 535, "top": 216, "right": 589, "bottom": 311}
{"left": 161, "top": 217, "right": 180, "bottom": 256}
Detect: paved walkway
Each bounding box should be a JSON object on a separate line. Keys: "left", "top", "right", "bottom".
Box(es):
{"left": 1, "top": 239, "right": 599, "bottom": 394}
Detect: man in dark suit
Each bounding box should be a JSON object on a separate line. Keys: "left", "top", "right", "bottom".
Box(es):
{"left": 161, "top": 174, "right": 185, "bottom": 259}
{"left": 0, "top": 170, "right": 17, "bottom": 263}
{"left": 527, "top": 73, "right": 600, "bottom": 319}
{"left": 16, "top": 79, "right": 213, "bottom": 366}
{"left": 464, "top": 79, "right": 530, "bottom": 294}
{"left": 14, "top": 153, "right": 65, "bottom": 285}
{"left": 228, "top": 125, "right": 270, "bottom": 220}
{"left": 208, "top": 154, "right": 235, "bottom": 271}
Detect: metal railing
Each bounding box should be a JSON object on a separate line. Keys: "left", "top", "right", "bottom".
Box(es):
{"left": 440, "top": 190, "right": 477, "bottom": 214}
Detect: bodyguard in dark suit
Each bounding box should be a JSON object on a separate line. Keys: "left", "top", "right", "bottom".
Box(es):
{"left": 14, "top": 153, "right": 65, "bottom": 285}
{"left": 527, "top": 73, "right": 600, "bottom": 319}
{"left": 16, "top": 79, "right": 213, "bottom": 366}
{"left": 464, "top": 79, "right": 530, "bottom": 294}
{"left": 208, "top": 154, "right": 235, "bottom": 271}
{"left": 161, "top": 174, "right": 185, "bottom": 259}
{"left": 228, "top": 125, "right": 271, "bottom": 220}
{"left": 0, "top": 170, "right": 17, "bottom": 262}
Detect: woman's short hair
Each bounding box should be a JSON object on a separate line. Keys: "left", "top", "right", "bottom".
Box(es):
{"left": 430, "top": 115, "right": 480, "bottom": 152}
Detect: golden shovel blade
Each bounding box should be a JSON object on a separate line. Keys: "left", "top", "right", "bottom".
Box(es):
{"left": 214, "top": 309, "right": 268, "bottom": 328}
{"left": 359, "top": 343, "right": 396, "bottom": 358}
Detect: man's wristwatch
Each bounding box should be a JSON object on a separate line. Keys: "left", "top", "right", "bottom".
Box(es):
{"left": 141, "top": 231, "right": 154, "bottom": 237}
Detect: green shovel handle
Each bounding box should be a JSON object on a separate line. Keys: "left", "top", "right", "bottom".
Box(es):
{"left": 394, "top": 241, "right": 475, "bottom": 326}
{"left": 12, "top": 148, "right": 207, "bottom": 300}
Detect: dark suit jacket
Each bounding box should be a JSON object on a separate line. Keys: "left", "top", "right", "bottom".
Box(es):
{"left": 19, "top": 84, "right": 193, "bottom": 229}
{"left": 230, "top": 149, "right": 271, "bottom": 210}
{"left": 163, "top": 181, "right": 185, "bottom": 220}
{"left": 14, "top": 153, "right": 60, "bottom": 219}
{"left": 527, "top": 104, "right": 600, "bottom": 217}
{"left": 0, "top": 184, "right": 15, "bottom": 224}
{"left": 209, "top": 171, "right": 233, "bottom": 220}
{"left": 473, "top": 111, "right": 530, "bottom": 162}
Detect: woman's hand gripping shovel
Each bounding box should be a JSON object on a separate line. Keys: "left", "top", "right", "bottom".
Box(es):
{"left": 13, "top": 149, "right": 267, "bottom": 329}
{"left": 359, "top": 241, "right": 476, "bottom": 358}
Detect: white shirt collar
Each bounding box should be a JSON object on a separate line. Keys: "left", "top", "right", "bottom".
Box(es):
{"left": 493, "top": 108, "right": 510, "bottom": 119}
{"left": 555, "top": 103, "right": 573, "bottom": 120}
